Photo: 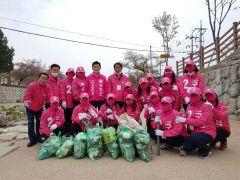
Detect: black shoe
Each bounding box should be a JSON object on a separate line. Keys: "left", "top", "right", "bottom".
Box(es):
{"left": 27, "top": 139, "right": 37, "bottom": 147}
{"left": 37, "top": 137, "right": 44, "bottom": 143}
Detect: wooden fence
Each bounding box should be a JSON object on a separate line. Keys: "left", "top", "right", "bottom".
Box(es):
{"left": 176, "top": 21, "right": 240, "bottom": 76}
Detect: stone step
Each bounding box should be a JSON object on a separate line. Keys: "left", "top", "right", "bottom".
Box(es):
{"left": 2, "top": 125, "right": 27, "bottom": 134}
{"left": 0, "top": 146, "right": 19, "bottom": 158}
{"left": 0, "top": 141, "right": 14, "bottom": 148}
{"left": 0, "top": 133, "right": 17, "bottom": 141}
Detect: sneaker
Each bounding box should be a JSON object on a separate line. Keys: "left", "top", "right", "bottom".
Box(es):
{"left": 220, "top": 141, "right": 227, "bottom": 151}
{"left": 200, "top": 151, "right": 212, "bottom": 159}
{"left": 37, "top": 137, "right": 44, "bottom": 143}
{"left": 27, "top": 139, "right": 37, "bottom": 147}
{"left": 160, "top": 143, "right": 173, "bottom": 150}
{"left": 179, "top": 146, "right": 187, "bottom": 156}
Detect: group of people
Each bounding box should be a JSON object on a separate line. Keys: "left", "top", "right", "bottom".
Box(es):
{"left": 23, "top": 60, "right": 230, "bottom": 159}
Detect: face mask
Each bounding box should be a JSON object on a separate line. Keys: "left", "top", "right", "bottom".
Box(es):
{"left": 50, "top": 104, "right": 59, "bottom": 111}
{"left": 51, "top": 73, "right": 59, "bottom": 78}
{"left": 162, "top": 85, "right": 171, "bottom": 90}
{"left": 140, "top": 83, "right": 148, "bottom": 89}
{"left": 165, "top": 72, "right": 173, "bottom": 78}
{"left": 77, "top": 73, "right": 85, "bottom": 78}
{"left": 67, "top": 73, "right": 75, "bottom": 79}
{"left": 151, "top": 97, "right": 159, "bottom": 104}
{"left": 205, "top": 95, "right": 216, "bottom": 103}
{"left": 107, "top": 99, "right": 115, "bottom": 105}
{"left": 126, "top": 101, "right": 133, "bottom": 106}
{"left": 161, "top": 104, "right": 172, "bottom": 112}
{"left": 80, "top": 99, "right": 89, "bottom": 106}
{"left": 190, "top": 95, "right": 201, "bottom": 104}
{"left": 186, "top": 67, "right": 195, "bottom": 73}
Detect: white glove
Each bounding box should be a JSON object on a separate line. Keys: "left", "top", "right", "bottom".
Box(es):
{"left": 24, "top": 101, "right": 31, "bottom": 108}
{"left": 106, "top": 109, "right": 112, "bottom": 114}
{"left": 61, "top": 101, "right": 67, "bottom": 109}
{"left": 172, "top": 85, "right": 178, "bottom": 91}
{"left": 155, "top": 115, "right": 160, "bottom": 123}
{"left": 175, "top": 116, "right": 186, "bottom": 123}
{"left": 184, "top": 97, "right": 191, "bottom": 104}
{"left": 155, "top": 129, "right": 164, "bottom": 137}
{"left": 89, "top": 108, "right": 98, "bottom": 118}
{"left": 148, "top": 107, "right": 155, "bottom": 115}
{"left": 144, "top": 104, "right": 148, "bottom": 109}
{"left": 79, "top": 113, "right": 87, "bottom": 120}
{"left": 50, "top": 132, "right": 55, "bottom": 136}
{"left": 107, "top": 114, "right": 114, "bottom": 120}
{"left": 50, "top": 124, "right": 57, "bottom": 131}
{"left": 158, "top": 87, "right": 162, "bottom": 91}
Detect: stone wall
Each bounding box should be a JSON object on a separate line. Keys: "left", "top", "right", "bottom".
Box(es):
{"left": 0, "top": 85, "right": 26, "bottom": 103}
{"left": 202, "top": 49, "right": 240, "bottom": 121}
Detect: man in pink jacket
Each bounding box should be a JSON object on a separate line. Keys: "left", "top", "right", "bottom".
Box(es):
{"left": 84, "top": 61, "right": 108, "bottom": 110}
{"left": 108, "top": 62, "right": 128, "bottom": 108}
{"left": 40, "top": 96, "right": 65, "bottom": 140}
{"left": 60, "top": 68, "right": 75, "bottom": 135}
{"left": 23, "top": 73, "right": 52, "bottom": 147}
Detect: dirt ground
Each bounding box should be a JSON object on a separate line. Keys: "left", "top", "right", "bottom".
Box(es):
{"left": 0, "top": 120, "right": 239, "bottom": 180}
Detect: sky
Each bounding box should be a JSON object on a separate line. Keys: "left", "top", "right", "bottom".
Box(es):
{"left": 0, "top": 0, "right": 239, "bottom": 77}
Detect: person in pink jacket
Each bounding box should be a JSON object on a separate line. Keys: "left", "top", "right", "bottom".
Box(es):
{"left": 175, "top": 87, "right": 216, "bottom": 159}
{"left": 122, "top": 81, "right": 137, "bottom": 100}
{"left": 121, "top": 94, "right": 140, "bottom": 123}
{"left": 23, "top": 73, "right": 52, "bottom": 147}
{"left": 179, "top": 60, "right": 205, "bottom": 112}
{"left": 60, "top": 68, "right": 75, "bottom": 135}
{"left": 108, "top": 62, "right": 129, "bottom": 108}
{"left": 70, "top": 92, "right": 98, "bottom": 134}
{"left": 98, "top": 93, "right": 121, "bottom": 130}
{"left": 72, "top": 66, "right": 86, "bottom": 106}
{"left": 158, "top": 77, "right": 181, "bottom": 111}
{"left": 84, "top": 61, "right": 108, "bottom": 110}
{"left": 146, "top": 73, "right": 160, "bottom": 91}
{"left": 163, "top": 66, "right": 180, "bottom": 86}
{"left": 46, "top": 64, "right": 61, "bottom": 109}
{"left": 40, "top": 96, "right": 65, "bottom": 140}
{"left": 204, "top": 88, "right": 231, "bottom": 150}
{"left": 153, "top": 96, "right": 188, "bottom": 150}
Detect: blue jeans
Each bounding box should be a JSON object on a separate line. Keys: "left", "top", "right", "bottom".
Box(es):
{"left": 183, "top": 132, "right": 213, "bottom": 156}
{"left": 26, "top": 107, "right": 43, "bottom": 140}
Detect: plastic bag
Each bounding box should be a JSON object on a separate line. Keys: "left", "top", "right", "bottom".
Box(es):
{"left": 134, "top": 130, "right": 152, "bottom": 162}
{"left": 38, "top": 134, "right": 61, "bottom": 160}
{"left": 102, "top": 127, "right": 120, "bottom": 160}
{"left": 118, "top": 127, "right": 135, "bottom": 162}
{"left": 74, "top": 132, "right": 87, "bottom": 159}
{"left": 56, "top": 137, "right": 74, "bottom": 159}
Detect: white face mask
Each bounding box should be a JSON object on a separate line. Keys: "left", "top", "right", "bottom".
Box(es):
{"left": 51, "top": 73, "right": 59, "bottom": 77}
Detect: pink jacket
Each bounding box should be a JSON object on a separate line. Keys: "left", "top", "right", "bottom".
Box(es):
{"left": 98, "top": 104, "right": 121, "bottom": 126}
{"left": 71, "top": 104, "right": 98, "bottom": 132}
{"left": 84, "top": 73, "right": 108, "bottom": 101}
{"left": 72, "top": 77, "right": 85, "bottom": 102}
{"left": 47, "top": 74, "right": 61, "bottom": 98}
{"left": 152, "top": 109, "right": 188, "bottom": 138}
{"left": 122, "top": 88, "right": 137, "bottom": 100}
{"left": 60, "top": 78, "right": 74, "bottom": 108}
{"left": 136, "top": 88, "right": 155, "bottom": 111}
{"left": 212, "top": 101, "right": 231, "bottom": 135}
{"left": 185, "top": 101, "right": 216, "bottom": 139}
{"left": 39, "top": 107, "right": 65, "bottom": 136}
{"left": 180, "top": 73, "right": 205, "bottom": 104}
{"left": 24, "top": 81, "right": 52, "bottom": 111}
{"left": 158, "top": 87, "right": 181, "bottom": 111}
{"left": 121, "top": 106, "right": 140, "bottom": 122}
{"left": 108, "top": 73, "right": 128, "bottom": 101}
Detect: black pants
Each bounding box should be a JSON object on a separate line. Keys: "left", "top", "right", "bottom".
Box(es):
{"left": 115, "top": 101, "right": 124, "bottom": 108}
{"left": 147, "top": 119, "right": 157, "bottom": 141}
{"left": 40, "top": 126, "right": 65, "bottom": 139}
{"left": 183, "top": 104, "right": 188, "bottom": 112}
{"left": 70, "top": 123, "right": 83, "bottom": 136}
{"left": 90, "top": 100, "right": 105, "bottom": 110}
{"left": 64, "top": 108, "right": 73, "bottom": 134}
{"left": 73, "top": 100, "right": 80, "bottom": 107}
{"left": 161, "top": 135, "right": 186, "bottom": 147}
{"left": 103, "top": 124, "right": 118, "bottom": 131}
{"left": 213, "top": 129, "right": 229, "bottom": 143}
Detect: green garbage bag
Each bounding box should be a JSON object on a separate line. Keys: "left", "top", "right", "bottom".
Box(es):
{"left": 134, "top": 130, "right": 152, "bottom": 162}
{"left": 102, "top": 127, "right": 120, "bottom": 160}
{"left": 118, "top": 127, "right": 135, "bottom": 162}
{"left": 56, "top": 137, "right": 74, "bottom": 159}
{"left": 38, "top": 134, "right": 61, "bottom": 160}
{"left": 74, "top": 132, "right": 87, "bottom": 159}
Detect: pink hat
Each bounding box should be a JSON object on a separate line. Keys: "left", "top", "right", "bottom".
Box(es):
{"left": 106, "top": 93, "right": 115, "bottom": 99}
{"left": 67, "top": 68, "right": 75, "bottom": 73}
{"left": 204, "top": 88, "right": 216, "bottom": 95}
{"left": 150, "top": 91, "right": 158, "bottom": 98}
{"left": 190, "top": 87, "right": 201, "bottom": 95}
{"left": 125, "top": 81, "right": 132, "bottom": 88}
{"left": 76, "top": 66, "right": 85, "bottom": 73}
{"left": 126, "top": 94, "right": 134, "bottom": 100}
{"left": 50, "top": 96, "right": 60, "bottom": 104}
{"left": 146, "top": 73, "right": 154, "bottom": 79}
{"left": 186, "top": 60, "right": 195, "bottom": 66}
{"left": 139, "top": 77, "right": 148, "bottom": 84}
{"left": 161, "top": 96, "right": 172, "bottom": 104}
{"left": 161, "top": 77, "right": 171, "bottom": 84}
{"left": 164, "top": 66, "right": 173, "bottom": 71}
{"left": 80, "top": 92, "right": 89, "bottom": 99}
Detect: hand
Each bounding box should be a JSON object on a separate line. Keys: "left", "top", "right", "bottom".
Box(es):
{"left": 78, "top": 113, "right": 87, "bottom": 120}
{"left": 155, "top": 115, "right": 160, "bottom": 123}
{"left": 106, "top": 109, "right": 112, "bottom": 114}
{"left": 158, "top": 87, "right": 162, "bottom": 91}
{"left": 50, "top": 132, "right": 55, "bottom": 136}
{"left": 24, "top": 101, "right": 31, "bottom": 108}
{"left": 61, "top": 101, "right": 67, "bottom": 109}
{"left": 89, "top": 108, "right": 98, "bottom": 118}
{"left": 50, "top": 124, "right": 57, "bottom": 131}
{"left": 175, "top": 116, "right": 186, "bottom": 123}
{"left": 172, "top": 85, "right": 178, "bottom": 91}
{"left": 148, "top": 107, "right": 155, "bottom": 115}
{"left": 144, "top": 104, "right": 148, "bottom": 109}
{"left": 107, "top": 114, "right": 114, "bottom": 120}
{"left": 155, "top": 129, "right": 164, "bottom": 137}
{"left": 184, "top": 97, "right": 191, "bottom": 104}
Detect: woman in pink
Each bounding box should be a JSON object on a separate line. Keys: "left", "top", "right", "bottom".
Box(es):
{"left": 40, "top": 96, "right": 65, "bottom": 140}
{"left": 146, "top": 73, "right": 160, "bottom": 91}
{"left": 204, "top": 88, "right": 231, "bottom": 150}
{"left": 121, "top": 94, "right": 140, "bottom": 123}
{"left": 70, "top": 92, "right": 98, "bottom": 134}
{"left": 122, "top": 81, "right": 137, "bottom": 100}
{"left": 98, "top": 93, "right": 121, "bottom": 130}
{"left": 163, "top": 66, "right": 180, "bottom": 87}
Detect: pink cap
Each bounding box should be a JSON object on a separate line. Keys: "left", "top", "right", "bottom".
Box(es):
{"left": 126, "top": 94, "right": 134, "bottom": 100}
{"left": 190, "top": 87, "right": 201, "bottom": 95}
{"left": 50, "top": 96, "right": 60, "bottom": 104}
{"left": 106, "top": 93, "right": 115, "bottom": 99}
{"left": 80, "top": 92, "right": 89, "bottom": 99}
{"left": 67, "top": 68, "right": 75, "bottom": 73}
{"left": 164, "top": 66, "right": 173, "bottom": 71}
{"left": 125, "top": 81, "right": 132, "bottom": 88}
{"left": 204, "top": 88, "right": 216, "bottom": 95}
{"left": 76, "top": 66, "right": 85, "bottom": 73}
{"left": 161, "top": 96, "right": 172, "bottom": 104}
{"left": 139, "top": 77, "right": 148, "bottom": 84}
{"left": 150, "top": 91, "right": 158, "bottom": 98}
{"left": 161, "top": 77, "right": 171, "bottom": 84}
{"left": 146, "top": 73, "right": 154, "bottom": 79}
{"left": 186, "top": 60, "right": 195, "bottom": 66}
